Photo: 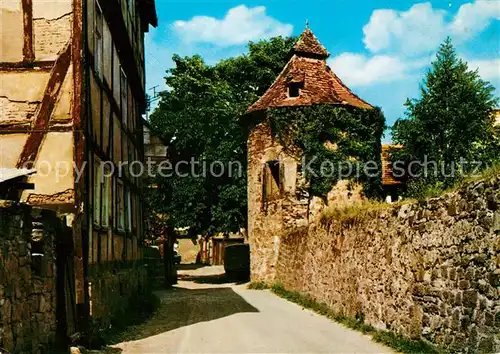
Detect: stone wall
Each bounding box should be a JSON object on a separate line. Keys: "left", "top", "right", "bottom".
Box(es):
{"left": 263, "top": 176, "right": 500, "bottom": 353}
{"left": 89, "top": 266, "right": 150, "bottom": 328}
{"left": 0, "top": 201, "right": 61, "bottom": 353}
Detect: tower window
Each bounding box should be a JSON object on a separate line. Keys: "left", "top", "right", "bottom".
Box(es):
{"left": 289, "top": 82, "right": 303, "bottom": 98}
{"left": 263, "top": 160, "right": 281, "bottom": 204}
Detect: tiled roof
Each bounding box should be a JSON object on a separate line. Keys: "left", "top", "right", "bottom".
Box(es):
{"left": 247, "top": 27, "right": 372, "bottom": 113}
{"left": 293, "top": 28, "right": 329, "bottom": 58}
{"left": 381, "top": 145, "right": 403, "bottom": 186}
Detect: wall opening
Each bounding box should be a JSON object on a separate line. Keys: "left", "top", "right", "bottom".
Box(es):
{"left": 263, "top": 160, "right": 281, "bottom": 206}
{"left": 31, "top": 222, "right": 45, "bottom": 277}
{"left": 31, "top": 239, "right": 44, "bottom": 276}
{"left": 289, "top": 82, "right": 303, "bottom": 98}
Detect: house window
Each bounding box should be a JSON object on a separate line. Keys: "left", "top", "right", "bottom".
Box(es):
{"left": 263, "top": 160, "right": 281, "bottom": 202}
{"left": 289, "top": 82, "right": 303, "bottom": 98}
{"left": 120, "top": 68, "right": 128, "bottom": 126}
{"left": 101, "top": 164, "right": 111, "bottom": 228}
{"left": 94, "top": 0, "right": 103, "bottom": 78}
{"left": 117, "top": 180, "right": 125, "bottom": 231}
{"left": 128, "top": 88, "right": 134, "bottom": 129}
{"left": 125, "top": 188, "right": 132, "bottom": 232}
{"left": 127, "top": 142, "right": 135, "bottom": 182}
{"left": 93, "top": 157, "right": 102, "bottom": 226}
{"left": 132, "top": 194, "right": 138, "bottom": 231}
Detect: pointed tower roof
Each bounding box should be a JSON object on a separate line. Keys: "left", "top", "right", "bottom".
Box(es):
{"left": 293, "top": 28, "right": 329, "bottom": 59}
{"left": 247, "top": 27, "right": 372, "bottom": 113}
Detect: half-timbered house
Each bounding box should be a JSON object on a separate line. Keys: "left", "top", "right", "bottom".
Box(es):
{"left": 0, "top": 0, "right": 157, "bottom": 331}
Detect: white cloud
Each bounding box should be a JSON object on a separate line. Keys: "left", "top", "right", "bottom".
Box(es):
{"left": 451, "top": 0, "right": 500, "bottom": 41}
{"left": 328, "top": 53, "right": 409, "bottom": 87}
{"left": 363, "top": 1, "right": 500, "bottom": 55}
{"left": 172, "top": 5, "right": 293, "bottom": 47}
{"left": 348, "top": 1, "right": 499, "bottom": 88}
{"left": 363, "top": 2, "right": 447, "bottom": 55}
{"left": 467, "top": 58, "right": 500, "bottom": 81}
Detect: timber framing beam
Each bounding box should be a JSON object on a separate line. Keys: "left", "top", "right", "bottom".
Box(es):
{"left": 0, "top": 121, "right": 73, "bottom": 134}
{"left": 0, "top": 61, "right": 54, "bottom": 71}
{"left": 16, "top": 43, "right": 72, "bottom": 168}
{"left": 21, "top": 0, "right": 35, "bottom": 63}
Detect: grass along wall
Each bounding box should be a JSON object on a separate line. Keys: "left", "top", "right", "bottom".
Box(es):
{"left": 273, "top": 175, "right": 500, "bottom": 353}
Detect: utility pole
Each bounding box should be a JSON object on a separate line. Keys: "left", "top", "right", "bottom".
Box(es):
{"left": 145, "top": 85, "right": 162, "bottom": 120}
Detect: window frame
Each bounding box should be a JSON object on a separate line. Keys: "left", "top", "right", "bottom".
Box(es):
{"left": 116, "top": 179, "right": 126, "bottom": 232}
{"left": 93, "top": 156, "right": 102, "bottom": 226}
{"left": 101, "top": 163, "right": 111, "bottom": 228}
{"left": 120, "top": 67, "right": 128, "bottom": 126}
{"left": 125, "top": 188, "right": 132, "bottom": 233}
{"left": 94, "top": 0, "right": 103, "bottom": 79}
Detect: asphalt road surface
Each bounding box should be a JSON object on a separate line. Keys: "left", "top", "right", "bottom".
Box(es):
{"left": 114, "top": 265, "right": 393, "bottom": 353}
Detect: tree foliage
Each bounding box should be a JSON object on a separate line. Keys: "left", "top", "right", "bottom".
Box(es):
{"left": 148, "top": 36, "right": 296, "bottom": 235}
{"left": 268, "top": 105, "right": 386, "bottom": 199}
{"left": 392, "top": 38, "right": 499, "bottom": 193}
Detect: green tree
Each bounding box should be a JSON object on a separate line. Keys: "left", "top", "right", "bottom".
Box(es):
{"left": 392, "top": 37, "right": 498, "bottom": 193}
{"left": 148, "top": 36, "right": 296, "bottom": 235}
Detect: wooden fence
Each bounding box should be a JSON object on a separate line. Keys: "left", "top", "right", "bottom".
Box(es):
{"left": 198, "top": 237, "right": 245, "bottom": 265}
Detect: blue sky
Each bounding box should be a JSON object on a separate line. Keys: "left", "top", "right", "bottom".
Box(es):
{"left": 146, "top": 0, "right": 500, "bottom": 142}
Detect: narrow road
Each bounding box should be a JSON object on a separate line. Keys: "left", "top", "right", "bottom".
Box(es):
{"left": 114, "top": 265, "right": 393, "bottom": 353}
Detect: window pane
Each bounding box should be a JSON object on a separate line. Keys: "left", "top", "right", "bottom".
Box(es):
{"left": 94, "top": 1, "right": 103, "bottom": 78}
{"left": 125, "top": 189, "right": 132, "bottom": 232}
{"left": 117, "top": 181, "right": 125, "bottom": 230}
{"left": 93, "top": 158, "right": 101, "bottom": 225}
{"left": 101, "top": 166, "right": 111, "bottom": 227}
{"left": 120, "top": 69, "right": 128, "bottom": 125}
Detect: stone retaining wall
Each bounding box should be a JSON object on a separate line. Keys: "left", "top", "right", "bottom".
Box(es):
{"left": 0, "top": 201, "right": 60, "bottom": 353}
{"left": 271, "top": 176, "right": 499, "bottom": 353}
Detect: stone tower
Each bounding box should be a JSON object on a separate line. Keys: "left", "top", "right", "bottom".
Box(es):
{"left": 245, "top": 27, "right": 374, "bottom": 282}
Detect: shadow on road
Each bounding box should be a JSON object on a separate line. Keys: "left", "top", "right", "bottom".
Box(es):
{"left": 178, "top": 272, "right": 248, "bottom": 285}
{"left": 85, "top": 347, "right": 123, "bottom": 354}
{"left": 106, "top": 285, "right": 258, "bottom": 344}
{"left": 176, "top": 263, "right": 208, "bottom": 271}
